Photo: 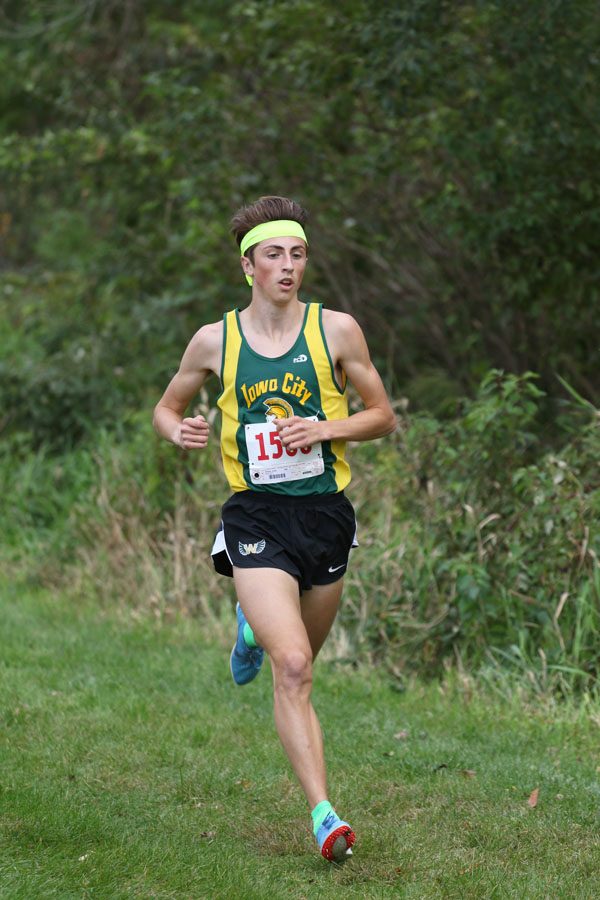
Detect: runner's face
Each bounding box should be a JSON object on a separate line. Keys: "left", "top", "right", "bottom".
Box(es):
{"left": 243, "top": 235, "right": 308, "bottom": 299}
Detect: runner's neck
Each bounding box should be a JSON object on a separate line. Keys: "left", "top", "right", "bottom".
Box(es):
{"left": 240, "top": 300, "right": 306, "bottom": 351}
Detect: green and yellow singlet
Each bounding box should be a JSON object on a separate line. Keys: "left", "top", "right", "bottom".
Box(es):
{"left": 217, "top": 302, "right": 350, "bottom": 495}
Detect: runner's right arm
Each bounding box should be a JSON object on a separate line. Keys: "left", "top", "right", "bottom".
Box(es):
{"left": 152, "top": 322, "right": 222, "bottom": 450}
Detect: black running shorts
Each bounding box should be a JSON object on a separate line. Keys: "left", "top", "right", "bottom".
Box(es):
{"left": 211, "top": 491, "right": 358, "bottom": 592}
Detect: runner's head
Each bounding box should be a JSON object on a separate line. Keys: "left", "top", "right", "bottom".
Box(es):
{"left": 230, "top": 196, "right": 309, "bottom": 286}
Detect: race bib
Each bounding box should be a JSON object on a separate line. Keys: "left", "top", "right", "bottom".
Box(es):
{"left": 245, "top": 417, "right": 325, "bottom": 485}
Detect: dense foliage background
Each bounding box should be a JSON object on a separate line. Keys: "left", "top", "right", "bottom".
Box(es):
{"left": 1, "top": 0, "right": 599, "bottom": 687}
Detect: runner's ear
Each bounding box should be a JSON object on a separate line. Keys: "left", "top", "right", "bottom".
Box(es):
{"left": 241, "top": 256, "right": 254, "bottom": 281}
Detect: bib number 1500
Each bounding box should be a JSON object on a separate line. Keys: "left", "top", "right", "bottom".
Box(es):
{"left": 253, "top": 430, "right": 311, "bottom": 460}
{"left": 244, "top": 419, "right": 325, "bottom": 484}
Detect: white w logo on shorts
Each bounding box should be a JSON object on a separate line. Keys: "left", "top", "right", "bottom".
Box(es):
{"left": 238, "top": 539, "right": 266, "bottom": 556}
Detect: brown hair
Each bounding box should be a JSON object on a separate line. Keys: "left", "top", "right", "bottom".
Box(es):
{"left": 230, "top": 195, "right": 309, "bottom": 259}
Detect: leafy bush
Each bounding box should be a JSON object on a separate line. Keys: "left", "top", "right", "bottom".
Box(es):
{"left": 3, "top": 371, "right": 598, "bottom": 690}
{"left": 341, "top": 372, "right": 600, "bottom": 689}
{"left": 1, "top": 0, "right": 599, "bottom": 430}
{"left": 0, "top": 268, "right": 211, "bottom": 447}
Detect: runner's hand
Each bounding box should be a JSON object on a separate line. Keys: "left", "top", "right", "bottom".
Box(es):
{"left": 275, "top": 416, "right": 323, "bottom": 450}
{"left": 178, "top": 415, "right": 209, "bottom": 450}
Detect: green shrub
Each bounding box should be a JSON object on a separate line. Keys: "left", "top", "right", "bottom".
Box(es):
{"left": 341, "top": 372, "right": 599, "bottom": 689}
{"left": 3, "top": 371, "right": 599, "bottom": 690}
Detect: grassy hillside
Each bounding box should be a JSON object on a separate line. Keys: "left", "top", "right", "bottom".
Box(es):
{"left": 1, "top": 578, "right": 599, "bottom": 898}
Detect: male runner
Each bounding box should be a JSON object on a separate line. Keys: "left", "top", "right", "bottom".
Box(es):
{"left": 153, "top": 196, "right": 396, "bottom": 861}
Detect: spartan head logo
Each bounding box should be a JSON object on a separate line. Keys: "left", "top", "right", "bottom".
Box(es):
{"left": 263, "top": 397, "right": 294, "bottom": 422}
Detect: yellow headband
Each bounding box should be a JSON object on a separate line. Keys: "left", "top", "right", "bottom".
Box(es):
{"left": 240, "top": 220, "right": 308, "bottom": 286}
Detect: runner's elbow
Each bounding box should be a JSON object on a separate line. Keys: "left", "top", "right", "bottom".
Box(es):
{"left": 382, "top": 409, "right": 397, "bottom": 436}
{"left": 152, "top": 404, "right": 164, "bottom": 434}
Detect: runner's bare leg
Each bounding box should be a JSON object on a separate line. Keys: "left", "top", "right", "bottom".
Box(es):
{"left": 300, "top": 579, "right": 344, "bottom": 660}
{"left": 233, "top": 568, "right": 342, "bottom": 808}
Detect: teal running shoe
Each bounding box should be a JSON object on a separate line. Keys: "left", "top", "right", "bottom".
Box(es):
{"left": 316, "top": 811, "right": 355, "bottom": 862}
{"left": 230, "top": 603, "right": 264, "bottom": 685}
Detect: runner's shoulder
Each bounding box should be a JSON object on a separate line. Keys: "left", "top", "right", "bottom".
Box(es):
{"left": 186, "top": 320, "right": 223, "bottom": 374}
{"left": 191, "top": 319, "right": 223, "bottom": 344}
{"left": 321, "top": 308, "right": 364, "bottom": 344}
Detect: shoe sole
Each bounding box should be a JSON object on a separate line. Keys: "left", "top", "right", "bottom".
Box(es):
{"left": 229, "top": 644, "right": 237, "bottom": 682}
{"left": 320, "top": 825, "right": 355, "bottom": 862}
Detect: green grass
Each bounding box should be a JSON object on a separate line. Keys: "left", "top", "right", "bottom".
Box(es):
{"left": 1, "top": 580, "right": 599, "bottom": 899}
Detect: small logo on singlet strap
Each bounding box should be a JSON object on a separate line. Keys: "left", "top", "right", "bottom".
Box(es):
{"left": 293, "top": 353, "right": 308, "bottom": 363}
{"left": 239, "top": 539, "right": 266, "bottom": 556}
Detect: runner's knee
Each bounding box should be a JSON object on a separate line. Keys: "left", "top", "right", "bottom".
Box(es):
{"left": 272, "top": 647, "right": 313, "bottom": 692}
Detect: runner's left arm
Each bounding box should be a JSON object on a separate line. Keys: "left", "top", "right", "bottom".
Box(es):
{"left": 277, "top": 313, "right": 396, "bottom": 450}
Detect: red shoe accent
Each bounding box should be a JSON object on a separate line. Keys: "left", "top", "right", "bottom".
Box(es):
{"left": 320, "top": 825, "right": 356, "bottom": 861}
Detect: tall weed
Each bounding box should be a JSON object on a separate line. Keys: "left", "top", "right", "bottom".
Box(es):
{"left": 4, "top": 372, "right": 599, "bottom": 689}
{"left": 339, "top": 372, "right": 600, "bottom": 688}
